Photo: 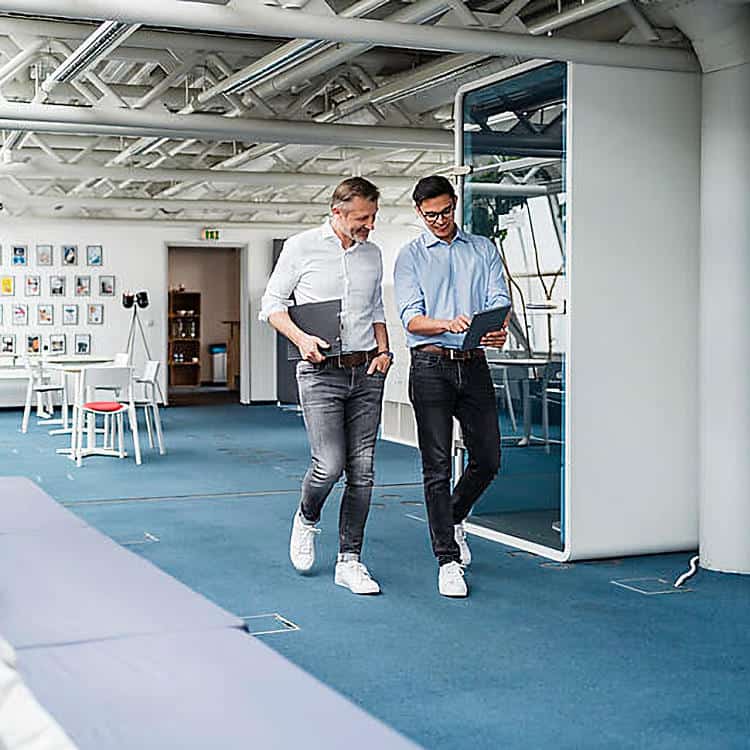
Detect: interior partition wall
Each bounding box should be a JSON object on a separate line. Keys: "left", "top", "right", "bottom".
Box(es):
{"left": 455, "top": 60, "right": 701, "bottom": 561}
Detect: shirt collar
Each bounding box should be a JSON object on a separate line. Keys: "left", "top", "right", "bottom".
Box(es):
{"left": 321, "top": 218, "right": 363, "bottom": 251}
{"left": 321, "top": 218, "right": 338, "bottom": 242}
{"left": 422, "top": 226, "right": 468, "bottom": 248}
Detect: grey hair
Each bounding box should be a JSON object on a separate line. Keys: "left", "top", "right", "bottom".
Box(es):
{"left": 330, "top": 177, "right": 380, "bottom": 210}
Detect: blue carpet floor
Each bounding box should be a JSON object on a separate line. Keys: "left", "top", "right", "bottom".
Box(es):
{"left": 0, "top": 403, "right": 422, "bottom": 500}
{"left": 2, "top": 404, "right": 749, "bottom": 749}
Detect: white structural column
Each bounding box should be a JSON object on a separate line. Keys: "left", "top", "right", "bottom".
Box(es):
{"left": 699, "top": 60, "right": 750, "bottom": 574}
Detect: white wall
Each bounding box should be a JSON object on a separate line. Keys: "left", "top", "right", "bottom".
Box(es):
{"left": 0, "top": 218, "right": 306, "bottom": 405}
{"left": 566, "top": 63, "right": 701, "bottom": 559}
{"left": 699, "top": 62, "right": 750, "bottom": 573}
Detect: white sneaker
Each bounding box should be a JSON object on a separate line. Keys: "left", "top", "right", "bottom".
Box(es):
{"left": 334, "top": 560, "right": 381, "bottom": 595}
{"left": 454, "top": 522, "right": 472, "bottom": 567}
{"left": 289, "top": 509, "right": 320, "bottom": 572}
{"left": 438, "top": 561, "right": 468, "bottom": 597}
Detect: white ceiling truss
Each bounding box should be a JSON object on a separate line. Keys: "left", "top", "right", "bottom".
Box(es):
{"left": 0, "top": 0, "right": 697, "bottom": 224}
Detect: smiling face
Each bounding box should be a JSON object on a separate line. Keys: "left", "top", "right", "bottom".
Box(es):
{"left": 417, "top": 193, "right": 457, "bottom": 242}
{"left": 331, "top": 196, "right": 379, "bottom": 246}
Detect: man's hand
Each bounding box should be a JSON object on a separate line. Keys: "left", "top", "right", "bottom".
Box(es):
{"left": 444, "top": 314, "right": 471, "bottom": 334}
{"left": 480, "top": 327, "right": 508, "bottom": 349}
{"left": 367, "top": 352, "right": 392, "bottom": 376}
{"left": 296, "top": 334, "right": 330, "bottom": 363}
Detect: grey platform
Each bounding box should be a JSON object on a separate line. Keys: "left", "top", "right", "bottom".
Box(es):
{"left": 2, "top": 477, "right": 420, "bottom": 750}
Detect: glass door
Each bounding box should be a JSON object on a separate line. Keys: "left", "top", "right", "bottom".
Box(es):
{"left": 457, "top": 61, "right": 567, "bottom": 551}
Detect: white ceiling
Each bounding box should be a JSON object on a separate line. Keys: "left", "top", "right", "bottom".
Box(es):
{"left": 0, "top": 0, "right": 698, "bottom": 224}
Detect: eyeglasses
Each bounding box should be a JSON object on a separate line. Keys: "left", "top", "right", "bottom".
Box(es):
{"left": 419, "top": 203, "right": 455, "bottom": 224}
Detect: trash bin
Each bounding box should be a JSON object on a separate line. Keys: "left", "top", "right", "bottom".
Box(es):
{"left": 209, "top": 343, "right": 227, "bottom": 384}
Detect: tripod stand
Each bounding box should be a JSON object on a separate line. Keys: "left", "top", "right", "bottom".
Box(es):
{"left": 125, "top": 305, "right": 165, "bottom": 403}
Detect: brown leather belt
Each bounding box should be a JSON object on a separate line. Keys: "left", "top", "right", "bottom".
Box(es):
{"left": 323, "top": 348, "right": 378, "bottom": 368}
{"left": 414, "top": 345, "right": 485, "bottom": 361}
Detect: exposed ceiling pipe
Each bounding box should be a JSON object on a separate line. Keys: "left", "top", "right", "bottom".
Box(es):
{"left": 0, "top": 16, "right": 281, "bottom": 55}
{"left": 1, "top": 194, "right": 413, "bottom": 216}
{"left": 0, "top": 101, "right": 453, "bottom": 149}
{"left": 0, "top": 0, "right": 699, "bottom": 72}
{"left": 466, "top": 181, "right": 553, "bottom": 196}
{"left": 666, "top": 0, "right": 750, "bottom": 72}
{"left": 245, "top": 0, "right": 456, "bottom": 103}
{"left": 196, "top": 0, "right": 392, "bottom": 103}
{"left": 526, "top": 0, "right": 630, "bottom": 35}
{"left": 0, "top": 38, "right": 47, "bottom": 87}
{"left": 0, "top": 158, "right": 417, "bottom": 188}
{"left": 620, "top": 1, "right": 660, "bottom": 42}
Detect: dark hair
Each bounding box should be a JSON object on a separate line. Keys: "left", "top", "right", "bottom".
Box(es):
{"left": 330, "top": 177, "right": 380, "bottom": 209}
{"left": 412, "top": 175, "right": 456, "bottom": 205}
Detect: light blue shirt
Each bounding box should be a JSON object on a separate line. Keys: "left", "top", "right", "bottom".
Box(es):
{"left": 394, "top": 227, "right": 511, "bottom": 349}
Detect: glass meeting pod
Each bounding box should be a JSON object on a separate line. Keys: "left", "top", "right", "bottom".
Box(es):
{"left": 455, "top": 60, "right": 701, "bottom": 561}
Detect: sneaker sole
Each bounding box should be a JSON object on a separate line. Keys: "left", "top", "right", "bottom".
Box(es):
{"left": 334, "top": 579, "right": 381, "bottom": 595}
{"left": 290, "top": 554, "right": 314, "bottom": 573}
{"left": 440, "top": 590, "right": 468, "bottom": 597}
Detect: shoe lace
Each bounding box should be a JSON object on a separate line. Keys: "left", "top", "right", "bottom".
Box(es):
{"left": 350, "top": 562, "right": 372, "bottom": 582}
{"left": 299, "top": 524, "right": 320, "bottom": 554}
{"left": 443, "top": 562, "right": 465, "bottom": 582}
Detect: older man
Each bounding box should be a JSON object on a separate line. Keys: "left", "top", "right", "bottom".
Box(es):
{"left": 260, "top": 177, "right": 392, "bottom": 595}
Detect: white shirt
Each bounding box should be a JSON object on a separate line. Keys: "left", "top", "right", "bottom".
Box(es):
{"left": 259, "top": 219, "right": 386, "bottom": 353}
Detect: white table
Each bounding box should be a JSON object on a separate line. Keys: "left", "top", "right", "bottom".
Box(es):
{"left": 46, "top": 358, "right": 114, "bottom": 456}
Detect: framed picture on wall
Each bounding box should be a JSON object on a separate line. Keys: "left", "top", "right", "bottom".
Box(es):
{"left": 37, "top": 304, "right": 53, "bottom": 325}
{"left": 75, "top": 275, "right": 90, "bottom": 296}
{"left": 12, "top": 304, "right": 27, "bottom": 326}
{"left": 62, "top": 304, "right": 78, "bottom": 325}
{"left": 86, "top": 245, "right": 103, "bottom": 266}
{"left": 1, "top": 276, "right": 14, "bottom": 296}
{"left": 87, "top": 304, "right": 103, "bottom": 325}
{"left": 99, "top": 275, "right": 115, "bottom": 296}
{"left": 49, "top": 333, "right": 66, "bottom": 355}
{"left": 11, "top": 245, "right": 27, "bottom": 266}
{"left": 25, "top": 275, "right": 41, "bottom": 296}
{"left": 50, "top": 275, "right": 65, "bottom": 297}
{"left": 62, "top": 245, "right": 78, "bottom": 265}
{"left": 26, "top": 334, "right": 40, "bottom": 354}
{"left": 1, "top": 334, "right": 15, "bottom": 354}
{"left": 74, "top": 333, "right": 91, "bottom": 355}
{"left": 36, "top": 245, "right": 53, "bottom": 266}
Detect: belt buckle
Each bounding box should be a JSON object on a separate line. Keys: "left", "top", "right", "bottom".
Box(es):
{"left": 448, "top": 349, "right": 461, "bottom": 361}
{"left": 334, "top": 353, "right": 344, "bottom": 368}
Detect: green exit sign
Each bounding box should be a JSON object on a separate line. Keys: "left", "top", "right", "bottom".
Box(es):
{"left": 201, "top": 227, "right": 220, "bottom": 241}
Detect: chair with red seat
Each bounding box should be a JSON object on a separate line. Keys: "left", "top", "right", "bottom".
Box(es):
{"left": 71, "top": 365, "right": 141, "bottom": 467}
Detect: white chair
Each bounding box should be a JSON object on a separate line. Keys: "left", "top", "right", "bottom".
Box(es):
{"left": 113, "top": 352, "right": 129, "bottom": 366}
{"left": 71, "top": 365, "right": 141, "bottom": 467}
{"left": 134, "top": 360, "right": 165, "bottom": 455}
{"left": 20, "top": 357, "right": 68, "bottom": 434}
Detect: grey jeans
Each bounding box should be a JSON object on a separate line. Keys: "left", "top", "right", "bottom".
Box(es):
{"left": 296, "top": 360, "right": 386, "bottom": 555}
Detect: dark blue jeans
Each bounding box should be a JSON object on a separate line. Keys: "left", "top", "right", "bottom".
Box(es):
{"left": 409, "top": 351, "right": 501, "bottom": 565}
{"left": 296, "top": 360, "right": 385, "bottom": 555}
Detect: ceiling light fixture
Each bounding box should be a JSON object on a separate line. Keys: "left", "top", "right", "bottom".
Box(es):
{"left": 41, "top": 20, "right": 141, "bottom": 93}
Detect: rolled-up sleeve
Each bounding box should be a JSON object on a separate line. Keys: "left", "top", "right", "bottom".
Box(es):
{"left": 484, "top": 240, "right": 511, "bottom": 310}
{"left": 394, "top": 244, "right": 425, "bottom": 329}
{"left": 259, "top": 239, "right": 299, "bottom": 322}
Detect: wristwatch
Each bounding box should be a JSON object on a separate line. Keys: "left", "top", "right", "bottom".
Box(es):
{"left": 377, "top": 350, "right": 394, "bottom": 360}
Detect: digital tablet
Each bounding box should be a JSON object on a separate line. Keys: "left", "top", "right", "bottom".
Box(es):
{"left": 461, "top": 304, "right": 511, "bottom": 350}
{"left": 286, "top": 299, "right": 342, "bottom": 361}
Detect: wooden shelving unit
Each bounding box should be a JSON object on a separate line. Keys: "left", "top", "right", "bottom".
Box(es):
{"left": 168, "top": 291, "right": 201, "bottom": 387}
